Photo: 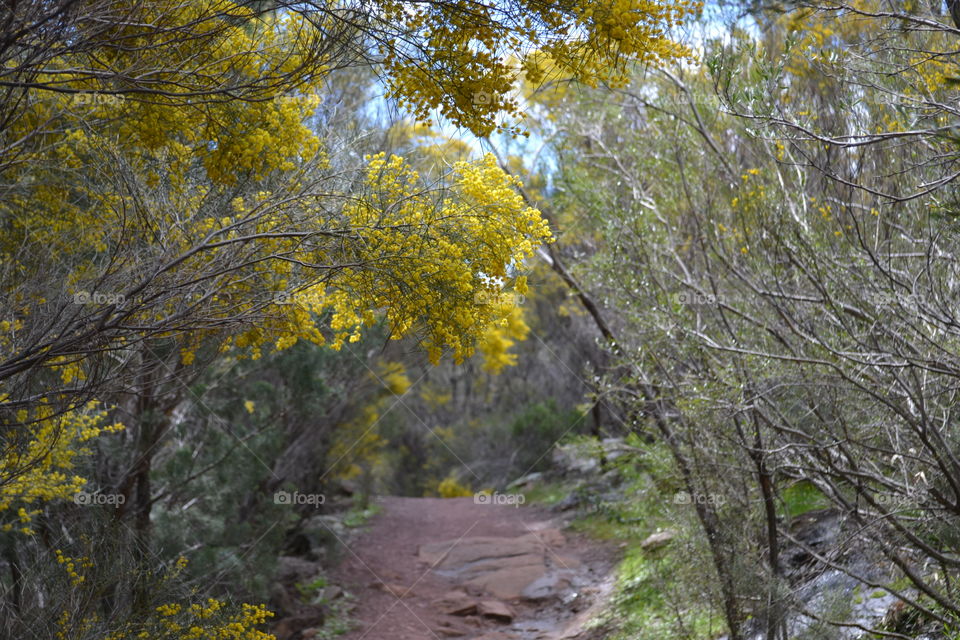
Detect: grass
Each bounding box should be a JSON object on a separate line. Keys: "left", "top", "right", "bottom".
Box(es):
{"left": 342, "top": 502, "right": 382, "bottom": 528}
{"left": 522, "top": 480, "right": 569, "bottom": 505}
{"left": 569, "top": 511, "right": 631, "bottom": 540}
{"left": 778, "top": 479, "right": 832, "bottom": 519}
{"left": 287, "top": 571, "right": 357, "bottom": 638}
{"left": 526, "top": 436, "right": 728, "bottom": 640}
{"left": 312, "top": 594, "right": 356, "bottom": 639}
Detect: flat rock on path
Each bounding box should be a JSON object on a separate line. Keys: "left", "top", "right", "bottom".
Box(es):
{"left": 328, "top": 496, "right": 617, "bottom": 640}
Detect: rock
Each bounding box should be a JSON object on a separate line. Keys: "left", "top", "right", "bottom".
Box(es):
{"left": 269, "top": 582, "right": 302, "bottom": 618}
{"left": 466, "top": 563, "right": 549, "bottom": 600}
{"left": 295, "top": 518, "right": 338, "bottom": 559}
{"left": 462, "top": 615, "right": 484, "bottom": 628}
{"left": 374, "top": 582, "right": 413, "bottom": 598}
{"left": 523, "top": 528, "right": 566, "bottom": 548}
{"left": 433, "top": 628, "right": 468, "bottom": 637}
{"left": 521, "top": 572, "right": 572, "bottom": 600}
{"left": 321, "top": 585, "right": 342, "bottom": 601}
{"left": 271, "top": 610, "right": 325, "bottom": 640}
{"left": 421, "top": 531, "right": 580, "bottom": 601}
{"left": 419, "top": 536, "right": 544, "bottom": 567}
{"left": 552, "top": 554, "right": 582, "bottom": 570}
{"left": 780, "top": 508, "right": 843, "bottom": 575}
{"left": 600, "top": 469, "right": 625, "bottom": 487}
{"left": 601, "top": 437, "right": 628, "bottom": 461}
{"left": 433, "top": 590, "right": 478, "bottom": 616}
{"left": 275, "top": 556, "right": 323, "bottom": 584}
{"left": 550, "top": 493, "right": 581, "bottom": 512}
{"left": 447, "top": 604, "right": 480, "bottom": 616}
{"left": 477, "top": 599, "right": 515, "bottom": 622}
{"left": 552, "top": 444, "right": 600, "bottom": 474}
{"left": 507, "top": 472, "right": 543, "bottom": 491}
{"left": 338, "top": 477, "right": 361, "bottom": 496}
{"left": 640, "top": 530, "right": 676, "bottom": 551}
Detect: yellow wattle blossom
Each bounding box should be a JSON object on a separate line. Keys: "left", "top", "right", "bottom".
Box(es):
{"left": 0, "top": 402, "right": 124, "bottom": 533}
{"left": 380, "top": 362, "right": 412, "bottom": 396}
{"left": 438, "top": 475, "right": 473, "bottom": 497}
{"left": 102, "top": 599, "right": 274, "bottom": 640}
{"left": 379, "top": 0, "right": 699, "bottom": 137}
{"left": 313, "top": 152, "right": 552, "bottom": 365}
{"left": 55, "top": 549, "right": 93, "bottom": 586}
{"left": 420, "top": 384, "right": 453, "bottom": 409}
{"left": 478, "top": 304, "right": 531, "bottom": 374}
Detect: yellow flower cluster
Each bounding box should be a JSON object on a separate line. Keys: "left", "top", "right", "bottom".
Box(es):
{"left": 0, "top": 402, "right": 124, "bottom": 534}
{"left": 777, "top": 0, "right": 957, "bottom": 134}
{"left": 437, "top": 475, "right": 473, "bottom": 497}
{"left": 55, "top": 549, "right": 93, "bottom": 586}
{"left": 380, "top": 361, "right": 413, "bottom": 396}
{"left": 420, "top": 384, "right": 453, "bottom": 409}
{"left": 103, "top": 600, "right": 274, "bottom": 640}
{"left": 313, "top": 152, "right": 552, "bottom": 365}
{"left": 210, "top": 152, "right": 550, "bottom": 366}
{"left": 477, "top": 304, "right": 531, "bottom": 374}
{"left": 2, "top": 0, "right": 560, "bottom": 398}
{"left": 729, "top": 168, "right": 765, "bottom": 214}
{"left": 1, "top": 0, "right": 325, "bottom": 264}
{"left": 378, "top": 0, "right": 699, "bottom": 136}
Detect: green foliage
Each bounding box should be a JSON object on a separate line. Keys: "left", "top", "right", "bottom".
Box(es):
{"left": 607, "top": 545, "right": 723, "bottom": 640}
{"left": 342, "top": 503, "right": 382, "bottom": 529}
{"left": 378, "top": 394, "right": 590, "bottom": 497}
{"left": 506, "top": 401, "right": 585, "bottom": 471}
{"left": 522, "top": 480, "right": 569, "bottom": 506}
{"left": 144, "top": 332, "right": 397, "bottom": 607}
{"left": 311, "top": 595, "right": 356, "bottom": 640}
{"left": 297, "top": 575, "right": 328, "bottom": 598}
{"left": 293, "top": 573, "right": 358, "bottom": 639}
{"left": 778, "top": 480, "right": 831, "bottom": 519}
{"left": 566, "top": 438, "right": 728, "bottom": 640}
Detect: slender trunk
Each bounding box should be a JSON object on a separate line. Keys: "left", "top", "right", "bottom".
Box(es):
{"left": 4, "top": 541, "right": 22, "bottom": 620}
{"left": 645, "top": 390, "right": 744, "bottom": 640}
{"left": 115, "top": 344, "right": 174, "bottom": 613}
{"left": 750, "top": 411, "right": 784, "bottom": 640}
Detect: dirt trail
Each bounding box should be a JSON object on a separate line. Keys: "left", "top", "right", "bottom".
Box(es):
{"left": 329, "top": 496, "right": 619, "bottom": 640}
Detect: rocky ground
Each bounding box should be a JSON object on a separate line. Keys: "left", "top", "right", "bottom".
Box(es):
{"left": 322, "top": 496, "right": 620, "bottom": 640}
{"left": 267, "top": 439, "right": 947, "bottom": 640}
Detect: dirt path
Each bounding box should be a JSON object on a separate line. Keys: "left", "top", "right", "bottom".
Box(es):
{"left": 328, "top": 496, "right": 619, "bottom": 640}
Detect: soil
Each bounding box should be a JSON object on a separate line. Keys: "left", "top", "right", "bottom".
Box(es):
{"left": 326, "top": 496, "right": 621, "bottom": 640}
